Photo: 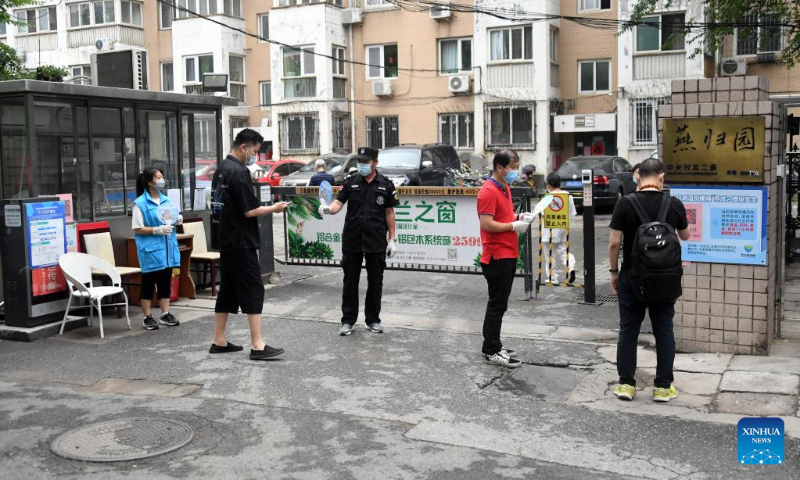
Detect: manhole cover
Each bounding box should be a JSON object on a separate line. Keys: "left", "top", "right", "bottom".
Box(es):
{"left": 51, "top": 417, "right": 194, "bottom": 463}
{"left": 575, "top": 293, "right": 618, "bottom": 303}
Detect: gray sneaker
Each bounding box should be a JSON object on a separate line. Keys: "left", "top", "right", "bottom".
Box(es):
{"left": 338, "top": 324, "right": 354, "bottom": 336}
{"left": 366, "top": 322, "right": 384, "bottom": 333}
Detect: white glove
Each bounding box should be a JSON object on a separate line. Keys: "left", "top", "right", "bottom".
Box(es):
{"left": 318, "top": 204, "right": 332, "bottom": 215}
{"left": 177, "top": 214, "right": 184, "bottom": 225}
{"left": 511, "top": 221, "right": 531, "bottom": 234}
{"left": 387, "top": 238, "right": 398, "bottom": 258}
{"left": 153, "top": 225, "right": 173, "bottom": 235}
{"left": 517, "top": 213, "right": 535, "bottom": 224}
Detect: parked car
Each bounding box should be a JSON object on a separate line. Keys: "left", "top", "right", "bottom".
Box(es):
{"left": 255, "top": 160, "right": 305, "bottom": 187}
{"left": 377, "top": 144, "right": 462, "bottom": 187}
{"left": 280, "top": 153, "right": 357, "bottom": 187}
{"left": 554, "top": 155, "right": 634, "bottom": 208}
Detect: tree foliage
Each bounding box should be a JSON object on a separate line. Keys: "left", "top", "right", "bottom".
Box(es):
{"left": 624, "top": 0, "right": 800, "bottom": 67}
{"left": 1, "top": 0, "right": 37, "bottom": 26}
{"left": 0, "top": 42, "right": 32, "bottom": 80}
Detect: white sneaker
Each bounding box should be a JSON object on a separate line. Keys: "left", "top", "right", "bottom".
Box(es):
{"left": 484, "top": 351, "right": 522, "bottom": 368}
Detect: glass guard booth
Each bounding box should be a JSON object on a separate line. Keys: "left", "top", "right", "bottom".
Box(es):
{"left": 0, "top": 80, "right": 235, "bottom": 302}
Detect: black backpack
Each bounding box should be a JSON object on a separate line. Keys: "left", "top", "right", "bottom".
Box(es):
{"left": 626, "top": 192, "right": 683, "bottom": 304}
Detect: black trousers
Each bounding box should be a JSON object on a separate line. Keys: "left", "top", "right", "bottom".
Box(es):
{"left": 617, "top": 270, "right": 676, "bottom": 389}
{"left": 215, "top": 249, "right": 264, "bottom": 315}
{"left": 480, "top": 258, "right": 516, "bottom": 355}
{"left": 341, "top": 250, "right": 386, "bottom": 325}
{"left": 141, "top": 268, "right": 172, "bottom": 300}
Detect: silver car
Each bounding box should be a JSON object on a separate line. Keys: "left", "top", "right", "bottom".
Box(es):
{"left": 280, "top": 153, "right": 357, "bottom": 187}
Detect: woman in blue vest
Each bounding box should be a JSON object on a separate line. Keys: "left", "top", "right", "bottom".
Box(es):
{"left": 133, "top": 167, "right": 181, "bottom": 330}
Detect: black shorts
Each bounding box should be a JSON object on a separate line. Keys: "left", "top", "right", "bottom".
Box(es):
{"left": 141, "top": 268, "right": 172, "bottom": 300}
{"left": 215, "top": 248, "right": 264, "bottom": 315}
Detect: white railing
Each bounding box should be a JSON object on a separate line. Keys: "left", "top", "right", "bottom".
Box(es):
{"left": 633, "top": 52, "right": 686, "bottom": 80}
{"left": 487, "top": 63, "right": 534, "bottom": 89}
{"left": 284, "top": 77, "right": 317, "bottom": 99}
{"left": 67, "top": 25, "right": 144, "bottom": 48}
{"left": 15, "top": 33, "right": 58, "bottom": 52}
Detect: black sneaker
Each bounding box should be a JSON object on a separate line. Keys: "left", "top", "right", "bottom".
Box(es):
{"left": 250, "top": 345, "right": 285, "bottom": 361}
{"left": 160, "top": 312, "right": 180, "bottom": 327}
{"left": 209, "top": 342, "right": 244, "bottom": 354}
{"left": 142, "top": 316, "right": 159, "bottom": 330}
{"left": 485, "top": 352, "right": 522, "bottom": 368}
{"left": 568, "top": 270, "right": 576, "bottom": 285}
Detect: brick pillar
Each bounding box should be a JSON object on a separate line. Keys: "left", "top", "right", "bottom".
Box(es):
{"left": 658, "top": 76, "right": 781, "bottom": 355}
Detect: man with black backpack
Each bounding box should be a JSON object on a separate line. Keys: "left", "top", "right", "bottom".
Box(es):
{"left": 608, "top": 159, "right": 690, "bottom": 403}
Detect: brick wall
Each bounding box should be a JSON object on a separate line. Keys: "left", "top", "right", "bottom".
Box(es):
{"left": 658, "top": 76, "right": 781, "bottom": 355}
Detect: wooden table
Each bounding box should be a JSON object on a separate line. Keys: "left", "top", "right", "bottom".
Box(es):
{"left": 126, "top": 234, "right": 196, "bottom": 302}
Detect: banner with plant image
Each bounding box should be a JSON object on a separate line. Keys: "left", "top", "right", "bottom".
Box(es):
{"left": 285, "top": 193, "right": 527, "bottom": 271}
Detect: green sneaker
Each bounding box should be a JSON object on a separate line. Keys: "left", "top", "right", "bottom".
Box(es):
{"left": 652, "top": 385, "right": 678, "bottom": 403}
{"left": 613, "top": 384, "right": 636, "bottom": 401}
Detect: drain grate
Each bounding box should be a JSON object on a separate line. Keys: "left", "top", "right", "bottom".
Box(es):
{"left": 51, "top": 417, "right": 194, "bottom": 463}
{"left": 574, "top": 293, "right": 618, "bottom": 303}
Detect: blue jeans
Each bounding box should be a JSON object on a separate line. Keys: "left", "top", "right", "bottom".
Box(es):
{"left": 617, "top": 270, "right": 676, "bottom": 389}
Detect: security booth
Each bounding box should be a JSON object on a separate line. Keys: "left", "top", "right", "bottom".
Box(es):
{"left": 0, "top": 80, "right": 235, "bottom": 323}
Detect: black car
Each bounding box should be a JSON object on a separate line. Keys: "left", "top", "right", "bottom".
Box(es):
{"left": 377, "top": 144, "right": 462, "bottom": 187}
{"left": 554, "top": 156, "right": 635, "bottom": 208}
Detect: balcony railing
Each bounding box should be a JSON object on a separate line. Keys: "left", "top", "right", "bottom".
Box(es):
{"left": 284, "top": 77, "right": 317, "bottom": 99}
{"left": 67, "top": 24, "right": 144, "bottom": 48}
{"left": 487, "top": 63, "right": 534, "bottom": 89}
{"left": 633, "top": 52, "right": 686, "bottom": 80}
{"left": 15, "top": 32, "right": 58, "bottom": 52}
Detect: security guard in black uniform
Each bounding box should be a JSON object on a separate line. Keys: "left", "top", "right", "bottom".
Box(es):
{"left": 319, "top": 147, "right": 399, "bottom": 336}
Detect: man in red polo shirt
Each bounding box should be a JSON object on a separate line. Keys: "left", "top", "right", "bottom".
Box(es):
{"left": 477, "top": 150, "right": 534, "bottom": 367}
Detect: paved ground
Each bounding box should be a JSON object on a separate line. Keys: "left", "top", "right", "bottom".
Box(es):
{"left": 1, "top": 213, "right": 799, "bottom": 478}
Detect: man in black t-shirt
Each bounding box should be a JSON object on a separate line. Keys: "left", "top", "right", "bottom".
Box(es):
{"left": 608, "top": 159, "right": 690, "bottom": 403}
{"left": 209, "top": 129, "right": 290, "bottom": 361}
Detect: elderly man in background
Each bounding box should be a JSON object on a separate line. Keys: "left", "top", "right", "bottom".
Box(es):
{"left": 309, "top": 158, "right": 336, "bottom": 187}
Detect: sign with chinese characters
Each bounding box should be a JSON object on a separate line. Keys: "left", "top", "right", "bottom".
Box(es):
{"left": 663, "top": 117, "right": 765, "bottom": 183}
{"left": 286, "top": 194, "right": 485, "bottom": 268}
{"left": 671, "top": 186, "right": 767, "bottom": 265}
{"left": 575, "top": 116, "right": 595, "bottom": 128}
{"left": 26, "top": 202, "right": 67, "bottom": 268}
{"left": 544, "top": 194, "right": 570, "bottom": 229}
{"left": 31, "top": 265, "right": 67, "bottom": 297}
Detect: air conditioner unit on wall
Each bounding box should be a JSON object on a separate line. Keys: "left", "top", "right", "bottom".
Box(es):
{"left": 372, "top": 79, "right": 393, "bottom": 97}
{"left": 95, "top": 37, "right": 113, "bottom": 51}
{"left": 430, "top": 5, "right": 452, "bottom": 21}
{"left": 720, "top": 57, "right": 747, "bottom": 76}
{"left": 90, "top": 49, "right": 149, "bottom": 90}
{"left": 342, "top": 8, "right": 362, "bottom": 25}
{"left": 448, "top": 75, "right": 470, "bottom": 94}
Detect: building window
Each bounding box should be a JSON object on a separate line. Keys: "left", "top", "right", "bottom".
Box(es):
{"left": 366, "top": 116, "right": 399, "bottom": 149}
{"left": 283, "top": 46, "right": 316, "bottom": 99}
{"left": 489, "top": 26, "right": 532, "bottom": 63}
{"left": 439, "top": 113, "right": 474, "bottom": 149}
{"left": 229, "top": 117, "right": 248, "bottom": 146}
{"left": 68, "top": 1, "right": 116, "bottom": 27}
{"left": 223, "top": 0, "right": 241, "bottom": 17}
{"left": 0, "top": 22, "right": 6, "bottom": 36}
{"left": 636, "top": 13, "right": 685, "bottom": 52}
{"left": 161, "top": 62, "right": 174, "bottom": 91}
{"left": 578, "top": 60, "right": 610, "bottom": 93}
{"left": 160, "top": 2, "right": 174, "bottom": 28}
{"left": 439, "top": 38, "right": 472, "bottom": 74}
{"left": 120, "top": 1, "right": 142, "bottom": 26}
{"left": 737, "top": 13, "right": 782, "bottom": 55}
{"left": 184, "top": 54, "right": 214, "bottom": 84}
{"left": 488, "top": 105, "right": 534, "bottom": 147}
{"left": 333, "top": 46, "right": 346, "bottom": 76}
{"left": 258, "top": 13, "right": 269, "bottom": 42}
{"left": 580, "top": 0, "right": 611, "bottom": 12}
{"left": 70, "top": 65, "right": 92, "bottom": 85}
{"left": 176, "top": 0, "right": 209, "bottom": 19}
{"left": 333, "top": 78, "right": 347, "bottom": 99}
{"left": 333, "top": 113, "right": 351, "bottom": 153}
{"left": 366, "top": 44, "right": 398, "bottom": 79}
{"left": 17, "top": 7, "right": 57, "bottom": 33}
{"left": 365, "top": 0, "right": 388, "bottom": 6}
{"left": 631, "top": 97, "right": 669, "bottom": 147}
{"left": 282, "top": 114, "right": 319, "bottom": 154}
{"left": 229, "top": 55, "right": 245, "bottom": 103}
{"left": 260, "top": 81, "right": 272, "bottom": 109}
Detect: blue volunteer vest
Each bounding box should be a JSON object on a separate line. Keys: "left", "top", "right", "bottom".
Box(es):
{"left": 133, "top": 193, "right": 181, "bottom": 273}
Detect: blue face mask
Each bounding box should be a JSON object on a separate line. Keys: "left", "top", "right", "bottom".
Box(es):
{"left": 247, "top": 156, "right": 257, "bottom": 166}
{"left": 503, "top": 168, "right": 519, "bottom": 184}
{"left": 357, "top": 162, "right": 372, "bottom": 177}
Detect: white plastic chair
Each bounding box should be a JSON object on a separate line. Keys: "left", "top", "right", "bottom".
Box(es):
{"left": 59, "top": 252, "right": 131, "bottom": 339}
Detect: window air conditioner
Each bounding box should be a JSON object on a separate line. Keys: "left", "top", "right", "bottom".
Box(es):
{"left": 342, "top": 8, "right": 363, "bottom": 24}
{"left": 448, "top": 75, "right": 470, "bottom": 94}
{"left": 372, "top": 79, "right": 393, "bottom": 97}
{"left": 430, "top": 5, "right": 452, "bottom": 21}
{"left": 90, "top": 49, "right": 149, "bottom": 90}
{"left": 720, "top": 57, "right": 747, "bottom": 76}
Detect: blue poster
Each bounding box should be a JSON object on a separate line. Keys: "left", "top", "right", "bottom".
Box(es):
{"left": 671, "top": 186, "right": 767, "bottom": 265}
{"left": 26, "top": 202, "right": 67, "bottom": 268}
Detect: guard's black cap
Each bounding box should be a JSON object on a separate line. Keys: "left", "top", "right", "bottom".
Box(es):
{"left": 353, "top": 147, "right": 379, "bottom": 162}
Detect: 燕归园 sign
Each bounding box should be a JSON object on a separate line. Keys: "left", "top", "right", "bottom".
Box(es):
{"left": 663, "top": 117, "right": 765, "bottom": 183}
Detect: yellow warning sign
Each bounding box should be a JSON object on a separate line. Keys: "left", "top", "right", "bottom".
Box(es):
{"left": 543, "top": 193, "right": 570, "bottom": 229}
